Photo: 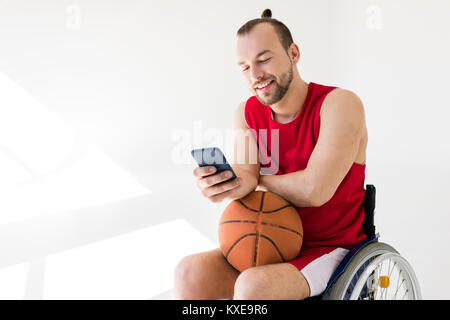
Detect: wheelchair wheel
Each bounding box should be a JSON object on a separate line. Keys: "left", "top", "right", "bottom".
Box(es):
{"left": 325, "top": 242, "right": 421, "bottom": 300}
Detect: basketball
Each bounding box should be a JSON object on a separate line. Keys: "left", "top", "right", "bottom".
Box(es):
{"left": 218, "top": 190, "right": 303, "bottom": 272}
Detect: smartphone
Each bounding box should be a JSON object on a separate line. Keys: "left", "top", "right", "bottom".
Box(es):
{"left": 191, "top": 147, "right": 237, "bottom": 182}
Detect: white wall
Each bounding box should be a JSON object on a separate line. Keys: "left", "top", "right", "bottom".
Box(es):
{"left": 327, "top": 0, "right": 450, "bottom": 299}
{"left": 0, "top": 0, "right": 447, "bottom": 299}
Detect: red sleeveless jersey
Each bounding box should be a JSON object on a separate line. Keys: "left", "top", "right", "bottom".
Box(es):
{"left": 244, "top": 82, "right": 367, "bottom": 250}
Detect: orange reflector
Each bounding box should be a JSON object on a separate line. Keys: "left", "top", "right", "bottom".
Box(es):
{"left": 379, "top": 276, "right": 390, "bottom": 288}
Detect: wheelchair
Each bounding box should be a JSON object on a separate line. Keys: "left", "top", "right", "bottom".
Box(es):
{"left": 313, "top": 184, "right": 422, "bottom": 300}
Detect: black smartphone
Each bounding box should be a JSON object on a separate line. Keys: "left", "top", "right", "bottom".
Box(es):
{"left": 191, "top": 147, "right": 237, "bottom": 182}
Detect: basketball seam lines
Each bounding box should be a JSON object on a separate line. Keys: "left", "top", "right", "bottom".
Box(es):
{"left": 225, "top": 232, "right": 257, "bottom": 259}
{"left": 261, "top": 204, "right": 292, "bottom": 213}
{"left": 237, "top": 200, "right": 259, "bottom": 212}
{"left": 224, "top": 233, "right": 288, "bottom": 264}
{"left": 237, "top": 200, "right": 293, "bottom": 214}
{"left": 258, "top": 191, "right": 265, "bottom": 212}
{"left": 253, "top": 192, "right": 265, "bottom": 267}
{"left": 220, "top": 220, "right": 303, "bottom": 238}
{"left": 260, "top": 234, "right": 286, "bottom": 262}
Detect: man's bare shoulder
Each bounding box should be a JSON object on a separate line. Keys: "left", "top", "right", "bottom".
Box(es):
{"left": 236, "top": 100, "right": 247, "bottom": 114}
{"left": 320, "top": 88, "right": 365, "bottom": 122}
{"left": 233, "top": 100, "right": 249, "bottom": 130}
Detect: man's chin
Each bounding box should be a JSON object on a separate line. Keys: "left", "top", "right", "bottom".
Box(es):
{"left": 256, "top": 94, "right": 277, "bottom": 106}
{"left": 255, "top": 95, "right": 269, "bottom": 105}
{"left": 254, "top": 85, "right": 280, "bottom": 105}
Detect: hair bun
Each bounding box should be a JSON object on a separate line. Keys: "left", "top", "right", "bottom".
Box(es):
{"left": 261, "top": 9, "right": 272, "bottom": 18}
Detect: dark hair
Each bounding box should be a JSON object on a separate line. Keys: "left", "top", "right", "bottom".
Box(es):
{"left": 237, "top": 9, "right": 294, "bottom": 53}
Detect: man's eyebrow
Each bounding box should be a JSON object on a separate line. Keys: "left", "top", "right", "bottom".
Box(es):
{"left": 238, "top": 49, "right": 273, "bottom": 65}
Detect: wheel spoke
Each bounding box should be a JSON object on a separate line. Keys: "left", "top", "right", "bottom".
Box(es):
{"left": 384, "top": 260, "right": 395, "bottom": 300}
{"left": 393, "top": 270, "right": 405, "bottom": 300}
{"left": 388, "top": 260, "right": 396, "bottom": 278}
{"left": 401, "top": 289, "right": 409, "bottom": 300}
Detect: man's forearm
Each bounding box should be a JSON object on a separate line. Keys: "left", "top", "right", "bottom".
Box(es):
{"left": 225, "top": 166, "right": 258, "bottom": 201}
{"left": 258, "top": 171, "right": 318, "bottom": 207}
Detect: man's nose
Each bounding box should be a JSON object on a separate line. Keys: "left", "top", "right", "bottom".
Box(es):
{"left": 250, "top": 65, "right": 264, "bottom": 83}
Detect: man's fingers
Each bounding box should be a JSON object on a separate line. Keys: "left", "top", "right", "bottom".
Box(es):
{"left": 193, "top": 166, "right": 241, "bottom": 202}
{"left": 203, "top": 177, "right": 242, "bottom": 199}
{"left": 209, "top": 189, "right": 234, "bottom": 203}
{"left": 193, "top": 166, "right": 217, "bottom": 178}
{"left": 198, "top": 170, "right": 234, "bottom": 189}
{"left": 209, "top": 178, "right": 242, "bottom": 202}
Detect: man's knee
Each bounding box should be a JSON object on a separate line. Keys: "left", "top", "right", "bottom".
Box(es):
{"left": 233, "top": 268, "right": 272, "bottom": 300}
{"left": 173, "top": 254, "right": 202, "bottom": 299}
{"left": 173, "top": 249, "right": 237, "bottom": 300}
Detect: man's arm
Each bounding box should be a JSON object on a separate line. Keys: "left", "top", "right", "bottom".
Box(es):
{"left": 258, "top": 89, "right": 365, "bottom": 207}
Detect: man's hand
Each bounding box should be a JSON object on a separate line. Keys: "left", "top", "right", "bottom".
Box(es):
{"left": 193, "top": 166, "right": 243, "bottom": 203}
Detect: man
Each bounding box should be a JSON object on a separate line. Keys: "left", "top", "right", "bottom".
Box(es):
{"left": 174, "top": 9, "right": 368, "bottom": 300}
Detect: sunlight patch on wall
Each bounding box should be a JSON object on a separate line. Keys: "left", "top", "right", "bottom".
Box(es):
{"left": 44, "top": 219, "right": 216, "bottom": 299}
{"left": 0, "top": 72, "right": 150, "bottom": 225}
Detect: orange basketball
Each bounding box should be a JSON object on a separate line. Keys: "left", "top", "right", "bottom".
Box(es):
{"left": 218, "top": 190, "right": 303, "bottom": 272}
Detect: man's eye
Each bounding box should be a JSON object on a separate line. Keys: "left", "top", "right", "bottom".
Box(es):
{"left": 241, "top": 58, "right": 271, "bottom": 72}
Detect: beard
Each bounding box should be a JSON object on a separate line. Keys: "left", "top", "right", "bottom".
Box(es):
{"left": 254, "top": 65, "right": 294, "bottom": 106}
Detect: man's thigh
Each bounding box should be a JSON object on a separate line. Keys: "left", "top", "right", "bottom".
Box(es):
{"left": 234, "top": 262, "right": 310, "bottom": 300}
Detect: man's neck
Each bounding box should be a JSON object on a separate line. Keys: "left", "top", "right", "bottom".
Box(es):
{"left": 270, "top": 77, "right": 309, "bottom": 124}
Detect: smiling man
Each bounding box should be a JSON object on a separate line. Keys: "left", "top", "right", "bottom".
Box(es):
{"left": 174, "top": 9, "right": 368, "bottom": 300}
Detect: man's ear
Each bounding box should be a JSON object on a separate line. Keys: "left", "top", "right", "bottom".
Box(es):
{"left": 288, "top": 43, "right": 300, "bottom": 64}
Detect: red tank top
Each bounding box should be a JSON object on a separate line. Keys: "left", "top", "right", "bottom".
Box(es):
{"left": 244, "top": 82, "right": 367, "bottom": 250}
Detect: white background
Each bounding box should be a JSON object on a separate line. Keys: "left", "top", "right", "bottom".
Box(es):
{"left": 0, "top": 0, "right": 448, "bottom": 299}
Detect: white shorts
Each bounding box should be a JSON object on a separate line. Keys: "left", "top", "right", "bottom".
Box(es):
{"left": 299, "top": 247, "right": 349, "bottom": 297}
